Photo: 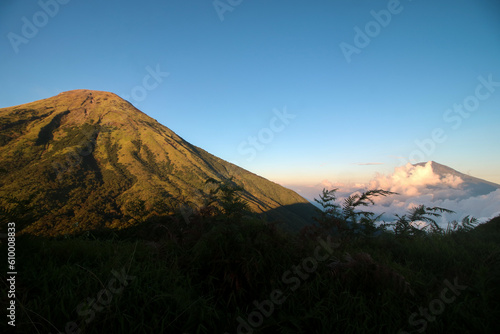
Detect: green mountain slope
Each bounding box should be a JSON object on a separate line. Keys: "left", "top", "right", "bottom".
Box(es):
{"left": 0, "top": 89, "right": 316, "bottom": 235}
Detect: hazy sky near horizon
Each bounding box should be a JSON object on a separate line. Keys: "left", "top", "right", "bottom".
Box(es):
{"left": 1, "top": 0, "right": 499, "bottom": 185}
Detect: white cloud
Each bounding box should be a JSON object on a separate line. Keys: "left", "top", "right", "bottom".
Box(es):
{"left": 290, "top": 162, "right": 499, "bottom": 228}
{"left": 368, "top": 162, "right": 463, "bottom": 197}
{"left": 353, "top": 162, "right": 384, "bottom": 166}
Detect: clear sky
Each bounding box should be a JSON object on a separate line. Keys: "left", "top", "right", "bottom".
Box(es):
{"left": 1, "top": 0, "right": 499, "bottom": 185}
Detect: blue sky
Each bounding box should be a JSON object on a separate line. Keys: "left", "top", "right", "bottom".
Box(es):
{"left": 1, "top": 0, "right": 499, "bottom": 185}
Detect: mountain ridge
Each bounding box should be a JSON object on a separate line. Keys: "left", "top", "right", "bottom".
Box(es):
{"left": 0, "top": 89, "right": 317, "bottom": 235}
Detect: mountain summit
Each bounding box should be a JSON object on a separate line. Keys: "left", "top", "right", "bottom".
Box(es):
{"left": 0, "top": 90, "right": 316, "bottom": 235}
{"left": 412, "top": 161, "right": 500, "bottom": 200}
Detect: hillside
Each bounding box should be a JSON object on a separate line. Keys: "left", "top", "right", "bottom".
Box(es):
{"left": 0, "top": 90, "right": 316, "bottom": 235}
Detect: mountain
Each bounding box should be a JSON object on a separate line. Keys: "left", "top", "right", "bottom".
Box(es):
{"left": 289, "top": 161, "right": 500, "bottom": 203}
{"left": 0, "top": 89, "right": 317, "bottom": 236}
{"left": 412, "top": 161, "right": 500, "bottom": 200}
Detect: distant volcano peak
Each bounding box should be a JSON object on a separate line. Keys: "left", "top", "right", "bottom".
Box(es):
{"left": 411, "top": 161, "right": 500, "bottom": 199}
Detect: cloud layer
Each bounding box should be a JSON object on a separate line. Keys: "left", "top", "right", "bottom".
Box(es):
{"left": 290, "top": 162, "right": 500, "bottom": 227}
{"left": 369, "top": 162, "right": 464, "bottom": 198}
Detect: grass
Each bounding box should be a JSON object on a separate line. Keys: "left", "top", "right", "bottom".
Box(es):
{"left": 3, "top": 214, "right": 499, "bottom": 334}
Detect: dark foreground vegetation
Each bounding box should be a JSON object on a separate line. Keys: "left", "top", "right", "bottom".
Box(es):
{"left": 2, "top": 181, "right": 500, "bottom": 333}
